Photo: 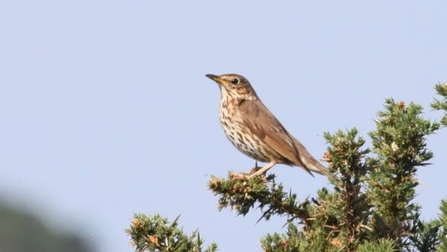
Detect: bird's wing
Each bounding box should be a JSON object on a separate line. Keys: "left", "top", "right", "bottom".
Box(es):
{"left": 238, "top": 99, "right": 314, "bottom": 175}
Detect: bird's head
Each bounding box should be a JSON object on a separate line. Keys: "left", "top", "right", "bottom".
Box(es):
{"left": 206, "top": 73, "right": 258, "bottom": 101}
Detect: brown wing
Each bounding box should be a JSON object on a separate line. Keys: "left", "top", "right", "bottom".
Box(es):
{"left": 238, "top": 99, "right": 315, "bottom": 175}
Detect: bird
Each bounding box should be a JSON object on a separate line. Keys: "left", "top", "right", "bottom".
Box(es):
{"left": 205, "top": 73, "right": 329, "bottom": 178}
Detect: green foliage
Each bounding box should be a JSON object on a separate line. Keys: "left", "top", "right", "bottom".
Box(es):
{"left": 126, "top": 214, "right": 217, "bottom": 252}
{"left": 128, "top": 84, "right": 447, "bottom": 251}
{"left": 431, "top": 83, "right": 447, "bottom": 126}
{"left": 208, "top": 172, "right": 309, "bottom": 221}
{"left": 261, "top": 223, "right": 302, "bottom": 252}
{"left": 357, "top": 239, "right": 397, "bottom": 252}
{"left": 434, "top": 200, "right": 447, "bottom": 251}
{"left": 367, "top": 98, "right": 439, "bottom": 249}
{"left": 410, "top": 217, "right": 441, "bottom": 252}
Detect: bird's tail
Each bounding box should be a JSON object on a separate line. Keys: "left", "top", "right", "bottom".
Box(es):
{"left": 291, "top": 137, "right": 331, "bottom": 177}
{"left": 302, "top": 157, "right": 330, "bottom": 177}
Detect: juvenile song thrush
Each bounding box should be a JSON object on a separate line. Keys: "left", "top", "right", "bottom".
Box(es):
{"left": 206, "top": 73, "right": 329, "bottom": 177}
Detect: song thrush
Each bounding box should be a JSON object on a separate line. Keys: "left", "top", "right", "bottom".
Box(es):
{"left": 206, "top": 73, "right": 329, "bottom": 177}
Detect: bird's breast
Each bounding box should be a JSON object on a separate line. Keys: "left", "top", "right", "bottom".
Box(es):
{"left": 218, "top": 100, "right": 270, "bottom": 162}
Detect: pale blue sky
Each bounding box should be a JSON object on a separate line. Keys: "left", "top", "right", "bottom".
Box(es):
{"left": 1, "top": 1, "right": 446, "bottom": 251}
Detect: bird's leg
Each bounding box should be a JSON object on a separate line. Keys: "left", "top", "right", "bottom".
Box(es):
{"left": 250, "top": 161, "right": 277, "bottom": 177}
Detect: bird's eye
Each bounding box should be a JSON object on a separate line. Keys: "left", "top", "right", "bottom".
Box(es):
{"left": 231, "top": 78, "right": 239, "bottom": 85}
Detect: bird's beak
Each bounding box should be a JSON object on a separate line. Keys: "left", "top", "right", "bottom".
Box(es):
{"left": 205, "top": 74, "right": 223, "bottom": 85}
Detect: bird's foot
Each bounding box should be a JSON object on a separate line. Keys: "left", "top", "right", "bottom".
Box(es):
{"left": 249, "top": 166, "right": 267, "bottom": 178}
{"left": 229, "top": 171, "right": 251, "bottom": 180}
{"left": 228, "top": 167, "right": 268, "bottom": 183}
